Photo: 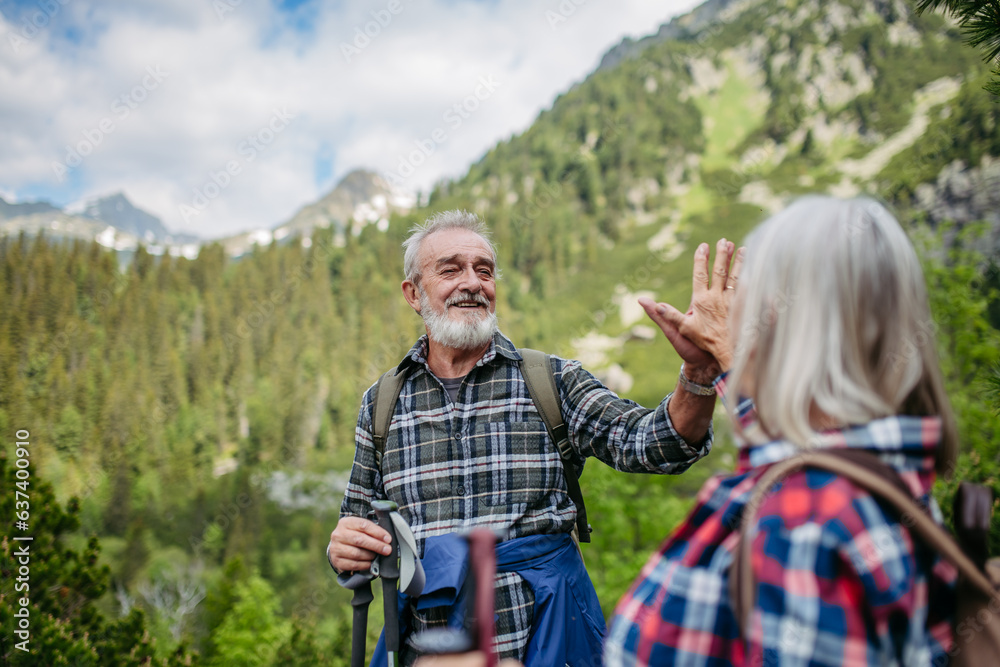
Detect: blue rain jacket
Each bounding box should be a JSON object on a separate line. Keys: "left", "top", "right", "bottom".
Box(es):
{"left": 370, "top": 532, "right": 605, "bottom": 666}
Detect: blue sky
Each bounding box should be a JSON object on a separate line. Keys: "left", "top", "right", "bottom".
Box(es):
{"left": 0, "top": 0, "right": 702, "bottom": 238}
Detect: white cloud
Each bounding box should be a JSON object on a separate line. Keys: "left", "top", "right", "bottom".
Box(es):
{"left": 0, "top": 0, "right": 702, "bottom": 238}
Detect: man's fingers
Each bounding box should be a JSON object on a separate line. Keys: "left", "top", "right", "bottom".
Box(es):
{"left": 335, "top": 543, "right": 381, "bottom": 563}
{"left": 342, "top": 516, "right": 392, "bottom": 543}
{"left": 330, "top": 518, "right": 392, "bottom": 557}
{"left": 639, "top": 297, "right": 682, "bottom": 335}
{"left": 335, "top": 555, "right": 377, "bottom": 573}
{"left": 656, "top": 302, "right": 686, "bottom": 331}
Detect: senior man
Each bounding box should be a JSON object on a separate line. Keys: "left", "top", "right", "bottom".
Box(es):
{"left": 328, "top": 210, "right": 723, "bottom": 665}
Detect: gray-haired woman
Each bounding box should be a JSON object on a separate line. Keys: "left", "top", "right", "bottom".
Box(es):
{"left": 606, "top": 196, "right": 958, "bottom": 666}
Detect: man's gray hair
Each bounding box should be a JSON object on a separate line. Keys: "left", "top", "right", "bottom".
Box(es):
{"left": 727, "top": 196, "right": 957, "bottom": 473}
{"left": 402, "top": 210, "right": 500, "bottom": 284}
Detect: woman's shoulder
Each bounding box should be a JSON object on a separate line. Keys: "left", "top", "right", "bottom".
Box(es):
{"left": 754, "top": 465, "right": 878, "bottom": 525}
{"left": 749, "top": 463, "right": 923, "bottom": 550}
{"left": 750, "top": 464, "right": 937, "bottom": 595}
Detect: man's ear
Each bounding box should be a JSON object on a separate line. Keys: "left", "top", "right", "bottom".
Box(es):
{"left": 402, "top": 280, "right": 421, "bottom": 313}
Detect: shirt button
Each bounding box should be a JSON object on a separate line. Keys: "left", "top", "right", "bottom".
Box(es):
{"left": 457, "top": 486, "right": 466, "bottom": 496}
{"left": 455, "top": 433, "right": 463, "bottom": 442}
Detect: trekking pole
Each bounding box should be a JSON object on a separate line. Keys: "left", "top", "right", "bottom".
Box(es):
{"left": 338, "top": 505, "right": 423, "bottom": 667}
{"left": 467, "top": 530, "right": 498, "bottom": 667}
{"left": 409, "top": 529, "right": 498, "bottom": 666}
{"left": 372, "top": 500, "right": 403, "bottom": 667}
{"left": 337, "top": 569, "right": 376, "bottom": 667}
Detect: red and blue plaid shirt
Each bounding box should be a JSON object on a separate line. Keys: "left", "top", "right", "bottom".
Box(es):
{"left": 605, "top": 376, "right": 957, "bottom": 666}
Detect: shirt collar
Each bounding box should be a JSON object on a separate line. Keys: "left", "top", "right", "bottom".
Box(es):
{"left": 394, "top": 330, "right": 521, "bottom": 375}
{"left": 737, "top": 414, "right": 943, "bottom": 474}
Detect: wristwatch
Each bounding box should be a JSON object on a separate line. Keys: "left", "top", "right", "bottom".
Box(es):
{"left": 678, "top": 363, "right": 716, "bottom": 396}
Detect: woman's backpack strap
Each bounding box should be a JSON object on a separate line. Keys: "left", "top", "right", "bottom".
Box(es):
{"left": 730, "top": 448, "right": 1000, "bottom": 658}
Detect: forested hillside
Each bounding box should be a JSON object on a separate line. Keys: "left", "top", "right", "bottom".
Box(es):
{"left": 3, "top": 0, "right": 1000, "bottom": 662}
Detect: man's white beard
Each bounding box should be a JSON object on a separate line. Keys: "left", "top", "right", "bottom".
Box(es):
{"left": 419, "top": 288, "right": 497, "bottom": 350}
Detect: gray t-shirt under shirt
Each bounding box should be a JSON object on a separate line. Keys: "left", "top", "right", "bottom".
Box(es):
{"left": 438, "top": 375, "right": 465, "bottom": 403}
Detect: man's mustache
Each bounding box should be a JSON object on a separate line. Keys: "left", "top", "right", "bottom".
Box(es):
{"left": 446, "top": 291, "right": 489, "bottom": 307}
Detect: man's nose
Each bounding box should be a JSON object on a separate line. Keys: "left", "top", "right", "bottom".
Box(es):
{"left": 457, "top": 266, "right": 482, "bottom": 291}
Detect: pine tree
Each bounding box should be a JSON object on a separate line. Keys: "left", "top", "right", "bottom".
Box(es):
{"left": 915, "top": 0, "right": 1000, "bottom": 95}
{"left": 206, "top": 573, "right": 291, "bottom": 667}
{"left": 0, "top": 452, "right": 191, "bottom": 665}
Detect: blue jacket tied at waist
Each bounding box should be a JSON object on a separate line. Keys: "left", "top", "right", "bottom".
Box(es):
{"left": 371, "top": 533, "right": 606, "bottom": 666}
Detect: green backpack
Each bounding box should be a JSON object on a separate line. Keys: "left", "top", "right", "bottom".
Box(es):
{"left": 369, "top": 348, "right": 591, "bottom": 543}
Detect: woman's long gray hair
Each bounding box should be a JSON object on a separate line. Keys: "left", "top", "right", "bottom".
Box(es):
{"left": 728, "top": 196, "right": 957, "bottom": 473}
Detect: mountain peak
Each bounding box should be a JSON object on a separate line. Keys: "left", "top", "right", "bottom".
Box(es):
{"left": 78, "top": 192, "right": 164, "bottom": 239}
{"left": 76, "top": 192, "right": 200, "bottom": 245}
{"left": 0, "top": 195, "right": 60, "bottom": 220}
{"left": 278, "top": 168, "right": 415, "bottom": 238}
{"left": 210, "top": 168, "right": 414, "bottom": 258}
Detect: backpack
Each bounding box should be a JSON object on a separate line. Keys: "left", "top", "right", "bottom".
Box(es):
{"left": 729, "top": 449, "right": 1000, "bottom": 665}
{"left": 369, "top": 347, "right": 592, "bottom": 543}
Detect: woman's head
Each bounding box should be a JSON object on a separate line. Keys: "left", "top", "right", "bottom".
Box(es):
{"left": 728, "top": 196, "right": 956, "bottom": 471}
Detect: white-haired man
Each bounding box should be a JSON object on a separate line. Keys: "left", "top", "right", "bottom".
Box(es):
{"left": 328, "top": 210, "right": 723, "bottom": 665}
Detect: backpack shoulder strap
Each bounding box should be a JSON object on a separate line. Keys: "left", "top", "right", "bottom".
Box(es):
{"left": 371, "top": 369, "right": 406, "bottom": 467}
{"left": 518, "top": 348, "right": 592, "bottom": 543}
{"left": 730, "top": 449, "right": 998, "bottom": 636}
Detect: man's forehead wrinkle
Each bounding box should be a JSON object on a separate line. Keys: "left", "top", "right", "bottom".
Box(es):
{"left": 433, "top": 252, "right": 495, "bottom": 269}
{"left": 420, "top": 229, "right": 495, "bottom": 266}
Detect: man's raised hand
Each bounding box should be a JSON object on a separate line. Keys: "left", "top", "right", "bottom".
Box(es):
{"left": 639, "top": 238, "right": 745, "bottom": 377}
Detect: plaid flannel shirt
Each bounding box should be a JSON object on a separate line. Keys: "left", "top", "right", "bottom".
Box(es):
{"left": 605, "top": 375, "right": 957, "bottom": 666}
{"left": 340, "top": 331, "right": 712, "bottom": 662}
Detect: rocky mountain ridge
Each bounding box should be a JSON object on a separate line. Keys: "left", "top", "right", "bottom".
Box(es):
{"left": 0, "top": 169, "right": 412, "bottom": 258}
{"left": 419, "top": 0, "right": 1000, "bottom": 392}
{"left": 74, "top": 193, "right": 201, "bottom": 246}
{"left": 213, "top": 169, "right": 414, "bottom": 258}
{"left": 598, "top": 0, "right": 755, "bottom": 70}
{"left": 4, "top": 0, "right": 997, "bottom": 267}
{"left": 0, "top": 192, "right": 202, "bottom": 259}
